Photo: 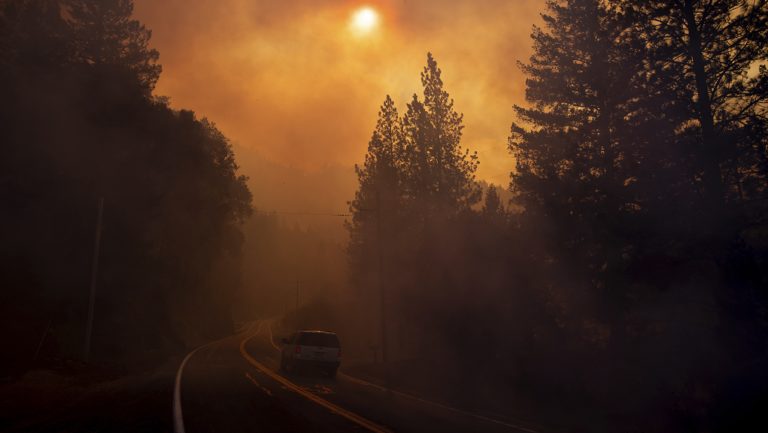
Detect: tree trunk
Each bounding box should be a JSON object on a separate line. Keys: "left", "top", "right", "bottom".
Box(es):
{"left": 682, "top": 0, "right": 728, "bottom": 249}
{"left": 682, "top": 0, "right": 725, "bottom": 207}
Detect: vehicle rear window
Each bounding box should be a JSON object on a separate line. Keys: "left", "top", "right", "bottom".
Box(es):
{"left": 297, "top": 332, "right": 340, "bottom": 348}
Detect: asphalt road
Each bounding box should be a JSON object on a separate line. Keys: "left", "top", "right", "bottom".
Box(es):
{"left": 174, "top": 321, "right": 543, "bottom": 433}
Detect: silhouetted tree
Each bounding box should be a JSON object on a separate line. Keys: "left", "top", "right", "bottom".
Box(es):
{"left": 348, "top": 95, "right": 404, "bottom": 289}
{"left": 507, "top": 1, "right": 768, "bottom": 429}
{"left": 0, "top": 0, "right": 251, "bottom": 370}
{"left": 509, "top": 0, "right": 651, "bottom": 300}
{"left": 66, "top": 0, "right": 161, "bottom": 91}
{"left": 482, "top": 185, "right": 502, "bottom": 216}
{"left": 347, "top": 54, "right": 482, "bottom": 362}
{"left": 0, "top": 0, "right": 73, "bottom": 70}
{"left": 402, "top": 53, "right": 480, "bottom": 219}
{"left": 623, "top": 0, "right": 768, "bottom": 241}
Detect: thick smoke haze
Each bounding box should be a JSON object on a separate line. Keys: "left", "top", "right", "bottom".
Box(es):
{"left": 133, "top": 0, "right": 542, "bottom": 214}
{"left": 3, "top": 1, "right": 767, "bottom": 432}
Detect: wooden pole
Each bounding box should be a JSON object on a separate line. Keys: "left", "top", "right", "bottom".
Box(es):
{"left": 84, "top": 197, "right": 104, "bottom": 361}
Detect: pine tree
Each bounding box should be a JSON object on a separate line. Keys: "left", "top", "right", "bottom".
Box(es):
{"left": 509, "top": 0, "right": 647, "bottom": 285}
{"left": 0, "top": 0, "right": 73, "bottom": 70}
{"left": 623, "top": 0, "right": 768, "bottom": 232}
{"left": 348, "top": 95, "right": 404, "bottom": 284}
{"left": 482, "top": 185, "right": 503, "bottom": 216}
{"left": 66, "top": 0, "right": 161, "bottom": 91}
{"left": 402, "top": 53, "right": 480, "bottom": 219}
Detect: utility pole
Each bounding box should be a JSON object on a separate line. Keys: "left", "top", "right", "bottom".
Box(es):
{"left": 33, "top": 319, "right": 52, "bottom": 361}
{"left": 84, "top": 197, "right": 104, "bottom": 362}
{"left": 375, "top": 188, "right": 390, "bottom": 389}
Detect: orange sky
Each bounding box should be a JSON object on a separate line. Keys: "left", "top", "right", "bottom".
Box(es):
{"left": 133, "top": 0, "right": 542, "bottom": 184}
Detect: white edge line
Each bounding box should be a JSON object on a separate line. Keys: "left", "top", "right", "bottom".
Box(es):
{"left": 173, "top": 321, "right": 264, "bottom": 433}
{"left": 173, "top": 345, "right": 204, "bottom": 433}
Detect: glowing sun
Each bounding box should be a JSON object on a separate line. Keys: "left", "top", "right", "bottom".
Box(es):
{"left": 350, "top": 7, "right": 379, "bottom": 35}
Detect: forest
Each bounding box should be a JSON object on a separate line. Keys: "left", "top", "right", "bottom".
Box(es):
{"left": 346, "top": 1, "right": 768, "bottom": 431}
{"left": 1, "top": 0, "right": 767, "bottom": 432}
{"left": 0, "top": 0, "right": 252, "bottom": 368}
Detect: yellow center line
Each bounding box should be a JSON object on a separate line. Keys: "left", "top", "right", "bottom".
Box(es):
{"left": 239, "top": 332, "right": 393, "bottom": 433}
{"left": 264, "top": 321, "right": 537, "bottom": 432}
{"left": 339, "top": 374, "right": 541, "bottom": 433}
{"left": 266, "top": 320, "right": 281, "bottom": 352}
{"left": 245, "top": 371, "right": 274, "bottom": 396}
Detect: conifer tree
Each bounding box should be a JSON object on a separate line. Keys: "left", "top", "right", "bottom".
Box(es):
{"left": 623, "top": 0, "right": 768, "bottom": 234}
{"left": 403, "top": 53, "right": 480, "bottom": 218}
{"left": 509, "top": 0, "right": 645, "bottom": 283}
{"left": 348, "top": 55, "right": 480, "bottom": 316}
{"left": 66, "top": 0, "right": 161, "bottom": 91}
{"left": 348, "top": 95, "right": 404, "bottom": 283}
{"left": 482, "top": 185, "right": 502, "bottom": 216}
{"left": 0, "top": 0, "right": 73, "bottom": 70}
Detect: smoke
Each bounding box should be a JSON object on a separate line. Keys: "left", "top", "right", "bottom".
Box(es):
{"left": 133, "top": 0, "right": 543, "bottom": 192}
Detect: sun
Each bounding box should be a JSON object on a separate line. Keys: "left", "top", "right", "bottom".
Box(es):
{"left": 350, "top": 6, "right": 379, "bottom": 35}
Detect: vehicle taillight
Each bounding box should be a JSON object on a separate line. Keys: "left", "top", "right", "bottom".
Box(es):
{"left": 295, "top": 345, "right": 301, "bottom": 354}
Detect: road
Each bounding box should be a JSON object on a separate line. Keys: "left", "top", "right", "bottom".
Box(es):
{"left": 173, "top": 320, "right": 543, "bottom": 433}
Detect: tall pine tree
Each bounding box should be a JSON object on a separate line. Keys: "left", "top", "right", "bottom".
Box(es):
{"left": 624, "top": 0, "right": 768, "bottom": 237}
{"left": 402, "top": 53, "right": 480, "bottom": 220}
{"left": 348, "top": 55, "right": 481, "bottom": 357}
{"left": 66, "top": 0, "right": 161, "bottom": 91}
{"left": 509, "top": 0, "right": 648, "bottom": 292}
{"left": 348, "top": 95, "right": 404, "bottom": 287}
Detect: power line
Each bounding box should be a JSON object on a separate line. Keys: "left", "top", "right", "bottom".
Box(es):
{"left": 268, "top": 211, "right": 351, "bottom": 217}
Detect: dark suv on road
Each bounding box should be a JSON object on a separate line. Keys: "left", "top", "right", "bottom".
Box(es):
{"left": 280, "top": 330, "right": 341, "bottom": 377}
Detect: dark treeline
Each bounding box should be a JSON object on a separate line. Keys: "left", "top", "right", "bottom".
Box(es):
{"left": 0, "top": 0, "right": 251, "bottom": 371}
{"left": 349, "top": 1, "right": 767, "bottom": 431}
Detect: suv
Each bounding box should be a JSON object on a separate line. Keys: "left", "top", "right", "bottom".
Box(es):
{"left": 280, "top": 330, "right": 341, "bottom": 377}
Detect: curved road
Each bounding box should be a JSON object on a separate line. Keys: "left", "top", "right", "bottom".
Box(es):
{"left": 173, "top": 321, "right": 543, "bottom": 433}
